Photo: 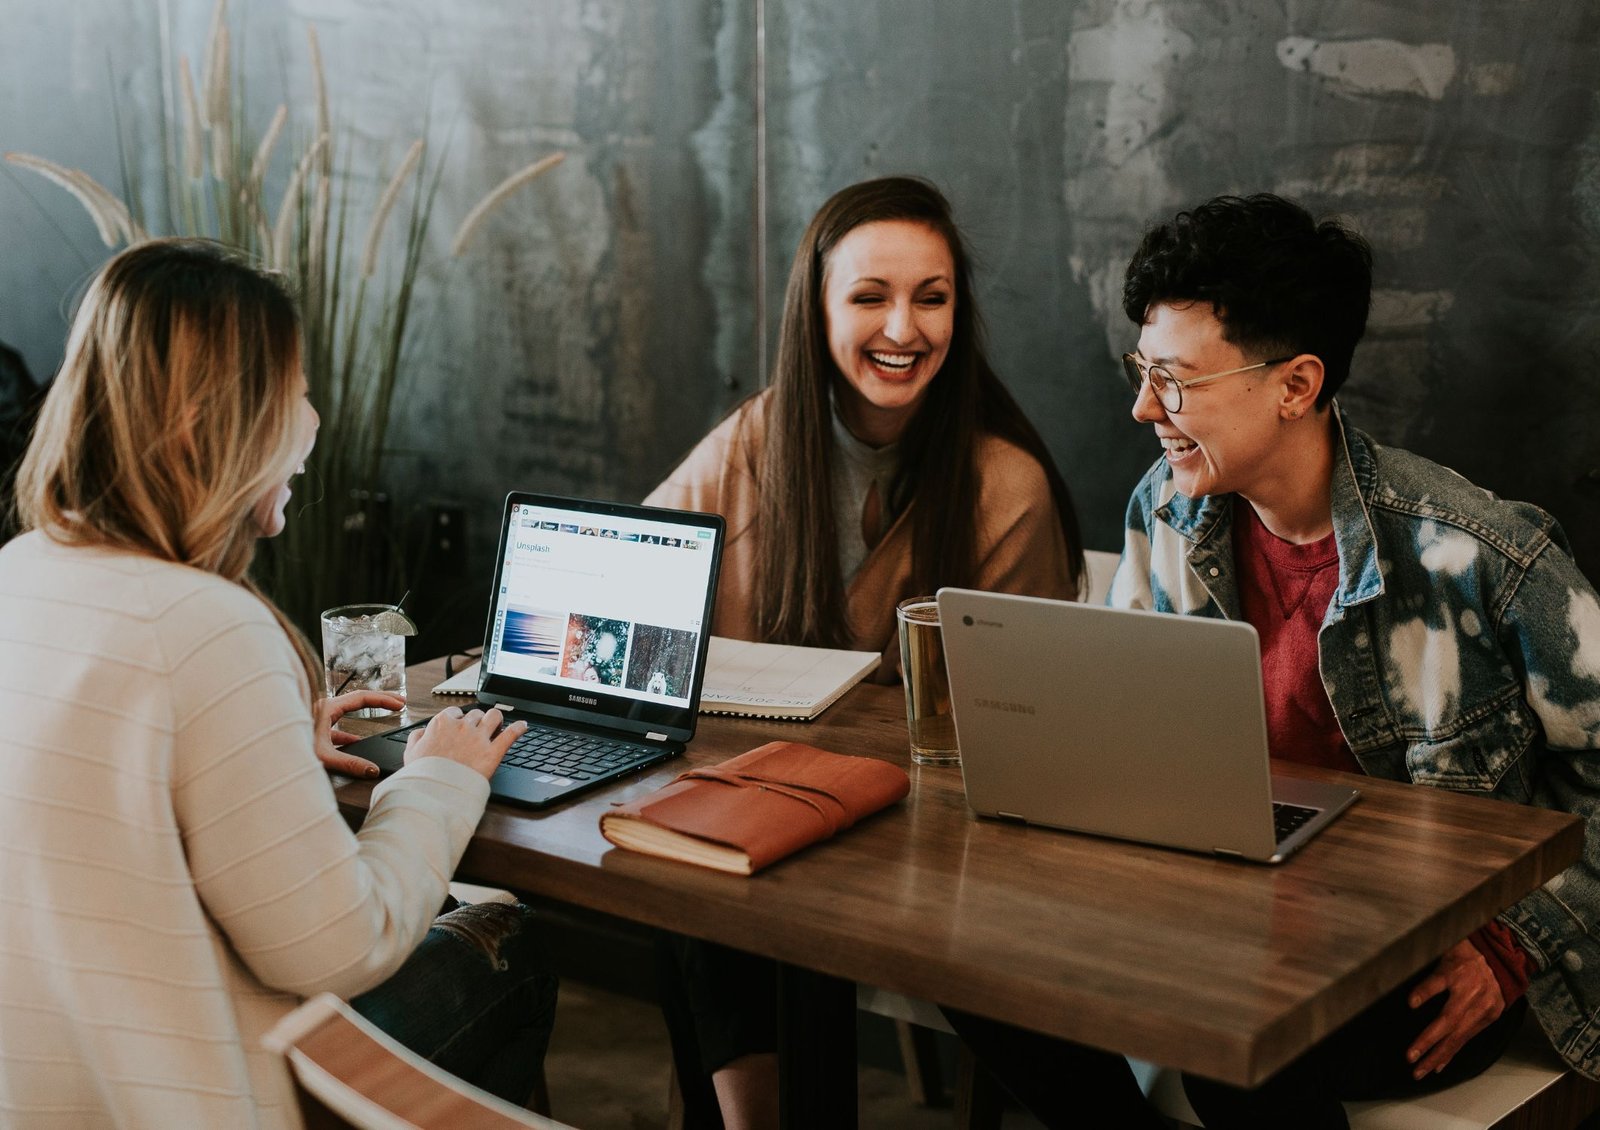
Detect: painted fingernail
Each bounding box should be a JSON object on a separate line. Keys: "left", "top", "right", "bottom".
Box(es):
{"left": 366, "top": 766, "right": 380, "bottom": 778}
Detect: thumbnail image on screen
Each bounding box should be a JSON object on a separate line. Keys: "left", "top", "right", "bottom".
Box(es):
{"left": 624, "top": 624, "right": 699, "bottom": 699}
{"left": 560, "top": 615, "right": 630, "bottom": 687}
{"left": 500, "top": 608, "right": 564, "bottom": 675}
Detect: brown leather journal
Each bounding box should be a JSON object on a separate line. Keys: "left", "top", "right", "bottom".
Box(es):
{"left": 598, "top": 741, "right": 911, "bottom": 874}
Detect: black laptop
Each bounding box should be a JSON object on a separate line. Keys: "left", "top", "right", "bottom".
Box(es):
{"left": 345, "top": 492, "right": 724, "bottom": 808}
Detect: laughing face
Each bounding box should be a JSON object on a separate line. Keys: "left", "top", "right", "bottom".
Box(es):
{"left": 822, "top": 219, "right": 955, "bottom": 446}
{"left": 1131, "top": 301, "right": 1293, "bottom": 502}
{"left": 252, "top": 373, "right": 319, "bottom": 538}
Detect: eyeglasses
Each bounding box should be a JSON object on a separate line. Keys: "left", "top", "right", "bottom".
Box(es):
{"left": 1121, "top": 353, "right": 1294, "bottom": 414}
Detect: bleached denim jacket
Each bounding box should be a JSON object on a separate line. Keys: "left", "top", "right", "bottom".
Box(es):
{"left": 1109, "top": 404, "right": 1600, "bottom": 1078}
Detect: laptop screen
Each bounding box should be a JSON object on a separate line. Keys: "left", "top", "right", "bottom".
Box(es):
{"left": 478, "top": 493, "right": 723, "bottom": 737}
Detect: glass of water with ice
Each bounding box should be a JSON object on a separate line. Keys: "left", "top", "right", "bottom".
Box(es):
{"left": 319, "top": 604, "right": 413, "bottom": 717}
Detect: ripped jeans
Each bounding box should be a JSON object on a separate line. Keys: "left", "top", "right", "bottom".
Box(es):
{"left": 350, "top": 898, "right": 558, "bottom": 1106}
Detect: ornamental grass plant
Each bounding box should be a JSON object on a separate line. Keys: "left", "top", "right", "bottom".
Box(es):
{"left": 6, "top": 0, "right": 563, "bottom": 636}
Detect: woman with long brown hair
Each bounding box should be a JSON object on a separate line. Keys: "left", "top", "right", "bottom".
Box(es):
{"left": 0, "top": 239, "right": 554, "bottom": 1127}
{"left": 649, "top": 175, "right": 1083, "bottom": 669}
{"left": 647, "top": 177, "right": 1085, "bottom": 1127}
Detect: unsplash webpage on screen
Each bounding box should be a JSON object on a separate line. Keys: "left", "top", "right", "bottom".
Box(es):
{"left": 484, "top": 502, "right": 718, "bottom": 707}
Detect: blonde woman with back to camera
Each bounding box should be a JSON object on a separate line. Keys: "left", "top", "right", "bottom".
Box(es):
{"left": 0, "top": 240, "right": 555, "bottom": 1127}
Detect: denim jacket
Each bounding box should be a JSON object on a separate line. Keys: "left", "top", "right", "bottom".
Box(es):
{"left": 1109, "top": 404, "right": 1600, "bottom": 1078}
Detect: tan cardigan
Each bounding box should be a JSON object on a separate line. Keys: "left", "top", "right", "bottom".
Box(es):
{"left": 646, "top": 394, "right": 1078, "bottom": 668}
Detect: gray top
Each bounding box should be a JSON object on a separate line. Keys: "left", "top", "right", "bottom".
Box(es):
{"left": 830, "top": 409, "right": 901, "bottom": 583}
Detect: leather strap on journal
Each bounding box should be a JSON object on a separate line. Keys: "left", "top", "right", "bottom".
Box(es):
{"left": 672, "top": 765, "right": 850, "bottom": 837}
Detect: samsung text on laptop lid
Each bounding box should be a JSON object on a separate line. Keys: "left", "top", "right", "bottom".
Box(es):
{"left": 348, "top": 492, "right": 724, "bottom": 807}
{"left": 936, "top": 589, "right": 1358, "bottom": 863}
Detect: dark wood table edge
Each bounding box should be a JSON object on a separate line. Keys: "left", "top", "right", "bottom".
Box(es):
{"left": 333, "top": 660, "right": 1585, "bottom": 1090}
{"left": 334, "top": 779, "right": 1582, "bottom": 1089}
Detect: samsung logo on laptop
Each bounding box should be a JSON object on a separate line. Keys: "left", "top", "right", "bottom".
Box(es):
{"left": 974, "top": 697, "right": 1036, "bottom": 715}
{"left": 568, "top": 693, "right": 599, "bottom": 706}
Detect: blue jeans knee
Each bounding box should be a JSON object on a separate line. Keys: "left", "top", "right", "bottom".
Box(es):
{"left": 351, "top": 900, "right": 558, "bottom": 1105}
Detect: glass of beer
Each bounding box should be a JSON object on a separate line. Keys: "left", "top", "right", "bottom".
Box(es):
{"left": 896, "top": 596, "right": 959, "bottom": 765}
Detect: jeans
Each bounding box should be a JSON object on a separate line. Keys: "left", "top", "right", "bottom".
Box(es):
{"left": 1182, "top": 974, "right": 1528, "bottom": 1129}
{"left": 942, "top": 1007, "right": 1169, "bottom": 1130}
{"left": 945, "top": 958, "right": 1528, "bottom": 1130}
{"left": 654, "top": 932, "right": 778, "bottom": 1130}
{"left": 351, "top": 899, "right": 558, "bottom": 1106}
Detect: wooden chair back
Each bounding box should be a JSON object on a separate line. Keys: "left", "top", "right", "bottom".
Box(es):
{"left": 263, "top": 993, "right": 569, "bottom": 1130}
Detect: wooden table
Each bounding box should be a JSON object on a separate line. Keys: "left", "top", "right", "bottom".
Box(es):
{"left": 337, "top": 657, "right": 1582, "bottom": 1122}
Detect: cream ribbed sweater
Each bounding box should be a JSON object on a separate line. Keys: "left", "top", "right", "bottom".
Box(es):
{"left": 0, "top": 532, "right": 490, "bottom": 1129}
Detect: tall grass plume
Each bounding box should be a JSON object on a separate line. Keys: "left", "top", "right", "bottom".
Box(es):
{"left": 8, "top": 0, "right": 565, "bottom": 635}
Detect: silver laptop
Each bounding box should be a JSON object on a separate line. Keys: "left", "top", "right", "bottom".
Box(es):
{"left": 348, "top": 492, "right": 724, "bottom": 808}
{"left": 937, "top": 589, "right": 1358, "bottom": 863}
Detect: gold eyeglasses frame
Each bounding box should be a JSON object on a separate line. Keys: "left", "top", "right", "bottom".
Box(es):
{"left": 1121, "top": 353, "right": 1295, "bottom": 413}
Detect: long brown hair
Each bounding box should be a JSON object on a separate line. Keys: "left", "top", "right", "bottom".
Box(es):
{"left": 754, "top": 177, "right": 1084, "bottom": 646}
{"left": 15, "top": 239, "right": 322, "bottom": 696}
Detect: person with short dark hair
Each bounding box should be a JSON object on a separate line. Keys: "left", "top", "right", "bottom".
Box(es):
{"left": 951, "top": 193, "right": 1600, "bottom": 1127}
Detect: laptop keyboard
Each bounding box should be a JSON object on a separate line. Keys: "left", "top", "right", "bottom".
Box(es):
{"left": 499, "top": 725, "right": 658, "bottom": 781}
{"left": 384, "top": 720, "right": 659, "bottom": 783}
{"left": 1273, "top": 801, "right": 1320, "bottom": 843}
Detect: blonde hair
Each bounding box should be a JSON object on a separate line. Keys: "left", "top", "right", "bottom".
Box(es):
{"left": 16, "top": 239, "right": 321, "bottom": 695}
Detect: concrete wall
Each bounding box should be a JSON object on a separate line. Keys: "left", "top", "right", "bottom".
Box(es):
{"left": 4, "top": 0, "right": 286, "bottom": 379}
{"left": 274, "top": 0, "right": 756, "bottom": 515}
{"left": 764, "top": 0, "right": 1600, "bottom": 567}
{"left": 5, "top": 0, "right": 1599, "bottom": 589}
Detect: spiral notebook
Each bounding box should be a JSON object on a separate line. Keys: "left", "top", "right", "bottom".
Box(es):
{"left": 434, "top": 636, "right": 879, "bottom": 721}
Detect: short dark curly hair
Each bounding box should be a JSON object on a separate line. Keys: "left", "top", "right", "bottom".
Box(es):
{"left": 1122, "top": 194, "right": 1372, "bottom": 407}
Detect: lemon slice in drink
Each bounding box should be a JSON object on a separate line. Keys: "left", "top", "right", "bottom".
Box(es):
{"left": 372, "top": 608, "right": 419, "bottom": 636}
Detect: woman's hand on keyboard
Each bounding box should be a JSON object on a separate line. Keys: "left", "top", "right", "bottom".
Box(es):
{"left": 405, "top": 706, "right": 529, "bottom": 780}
